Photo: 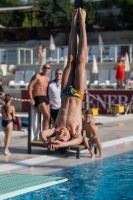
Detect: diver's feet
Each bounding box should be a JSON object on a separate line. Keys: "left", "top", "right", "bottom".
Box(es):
{"left": 78, "top": 8, "right": 86, "bottom": 25}
{"left": 72, "top": 9, "right": 78, "bottom": 26}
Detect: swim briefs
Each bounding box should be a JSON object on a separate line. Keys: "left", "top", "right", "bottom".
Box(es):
{"left": 33, "top": 96, "right": 49, "bottom": 107}
{"left": 61, "top": 85, "right": 84, "bottom": 100}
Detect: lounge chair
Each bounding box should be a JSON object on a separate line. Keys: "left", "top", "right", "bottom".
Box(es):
{"left": 90, "top": 70, "right": 109, "bottom": 88}
{"left": 9, "top": 71, "right": 25, "bottom": 87}
{"left": 90, "top": 80, "right": 98, "bottom": 88}
{"left": 28, "top": 105, "right": 97, "bottom": 158}
{"left": 126, "top": 71, "right": 133, "bottom": 89}
{"left": 21, "top": 70, "right": 35, "bottom": 88}
{"left": 89, "top": 46, "right": 100, "bottom": 61}
{"left": 106, "top": 70, "right": 117, "bottom": 88}
{"left": 89, "top": 46, "right": 109, "bottom": 62}
{"left": 47, "top": 48, "right": 63, "bottom": 63}
{"left": 104, "top": 46, "right": 117, "bottom": 61}
{"left": 63, "top": 46, "right": 68, "bottom": 58}
{"left": 86, "top": 69, "right": 90, "bottom": 86}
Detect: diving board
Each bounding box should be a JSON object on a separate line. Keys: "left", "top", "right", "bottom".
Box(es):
{"left": 0, "top": 174, "right": 68, "bottom": 199}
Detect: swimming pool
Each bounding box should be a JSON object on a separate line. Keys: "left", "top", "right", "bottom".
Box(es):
{"left": 8, "top": 150, "right": 133, "bottom": 200}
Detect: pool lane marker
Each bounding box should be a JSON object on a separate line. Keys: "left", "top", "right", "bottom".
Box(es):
{"left": 0, "top": 136, "right": 133, "bottom": 174}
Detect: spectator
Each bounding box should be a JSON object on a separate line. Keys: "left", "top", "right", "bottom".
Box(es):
{"left": 48, "top": 68, "right": 63, "bottom": 123}
{"left": 38, "top": 43, "right": 42, "bottom": 53}
{"left": 114, "top": 57, "right": 125, "bottom": 89}
{"left": 28, "top": 63, "right": 51, "bottom": 130}
{"left": 82, "top": 109, "right": 103, "bottom": 158}
{"left": 1, "top": 94, "right": 16, "bottom": 155}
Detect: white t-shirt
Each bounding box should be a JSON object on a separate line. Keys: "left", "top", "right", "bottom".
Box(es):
{"left": 48, "top": 80, "right": 61, "bottom": 109}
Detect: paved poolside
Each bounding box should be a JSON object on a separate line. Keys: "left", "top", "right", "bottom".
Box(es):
{"left": 0, "top": 114, "right": 133, "bottom": 176}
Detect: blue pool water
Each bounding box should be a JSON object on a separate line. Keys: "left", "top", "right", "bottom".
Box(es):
{"left": 8, "top": 150, "right": 133, "bottom": 200}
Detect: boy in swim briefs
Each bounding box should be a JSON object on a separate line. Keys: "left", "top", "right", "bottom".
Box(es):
{"left": 82, "top": 110, "right": 103, "bottom": 158}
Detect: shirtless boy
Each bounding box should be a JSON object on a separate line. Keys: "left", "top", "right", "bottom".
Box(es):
{"left": 28, "top": 63, "right": 51, "bottom": 130}
{"left": 40, "top": 8, "right": 87, "bottom": 149}
{"left": 82, "top": 110, "right": 103, "bottom": 158}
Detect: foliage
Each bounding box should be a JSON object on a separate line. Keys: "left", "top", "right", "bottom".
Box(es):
{"left": 83, "top": 0, "right": 96, "bottom": 29}
{"left": 22, "top": 12, "right": 42, "bottom": 27}
{"left": 102, "top": 13, "right": 119, "bottom": 31}
{"left": 0, "top": 0, "right": 22, "bottom": 6}
{"left": 37, "top": 0, "right": 74, "bottom": 27}
{"left": 0, "top": 0, "right": 25, "bottom": 27}
{"left": 104, "top": 0, "right": 133, "bottom": 29}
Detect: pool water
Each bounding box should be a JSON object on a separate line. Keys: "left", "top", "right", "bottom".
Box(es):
{"left": 8, "top": 150, "right": 133, "bottom": 200}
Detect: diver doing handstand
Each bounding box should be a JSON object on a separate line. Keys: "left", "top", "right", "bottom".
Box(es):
{"left": 40, "top": 8, "right": 87, "bottom": 149}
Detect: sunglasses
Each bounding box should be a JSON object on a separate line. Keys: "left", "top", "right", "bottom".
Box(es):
{"left": 43, "top": 67, "right": 50, "bottom": 70}
{"left": 56, "top": 73, "right": 62, "bottom": 75}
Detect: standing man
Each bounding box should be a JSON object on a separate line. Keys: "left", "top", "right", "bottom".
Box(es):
{"left": 28, "top": 63, "right": 51, "bottom": 130}
{"left": 48, "top": 68, "right": 63, "bottom": 123}
{"left": 40, "top": 8, "right": 87, "bottom": 149}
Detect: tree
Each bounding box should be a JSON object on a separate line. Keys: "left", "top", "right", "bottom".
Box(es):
{"left": 37, "top": 0, "right": 74, "bottom": 27}
{"left": 0, "top": 0, "right": 22, "bottom": 6}
{"left": 0, "top": 0, "right": 26, "bottom": 27}
{"left": 83, "top": 0, "right": 96, "bottom": 29}
{"left": 37, "top": 0, "right": 96, "bottom": 28}
{"left": 104, "top": 0, "right": 133, "bottom": 29}
{"left": 102, "top": 13, "right": 119, "bottom": 31}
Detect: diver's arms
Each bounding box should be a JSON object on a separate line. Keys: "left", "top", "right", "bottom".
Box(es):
{"left": 46, "top": 134, "right": 83, "bottom": 149}
{"left": 39, "top": 127, "right": 56, "bottom": 143}
{"left": 62, "top": 134, "right": 83, "bottom": 147}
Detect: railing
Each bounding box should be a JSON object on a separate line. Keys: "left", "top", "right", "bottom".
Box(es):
{"left": 0, "top": 43, "right": 133, "bottom": 65}
{"left": 17, "top": 48, "right": 33, "bottom": 65}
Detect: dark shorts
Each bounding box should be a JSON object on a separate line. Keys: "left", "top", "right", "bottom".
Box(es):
{"left": 51, "top": 108, "right": 59, "bottom": 122}
{"left": 33, "top": 96, "right": 49, "bottom": 107}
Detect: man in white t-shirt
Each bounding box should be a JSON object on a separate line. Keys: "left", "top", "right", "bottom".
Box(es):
{"left": 48, "top": 68, "right": 63, "bottom": 122}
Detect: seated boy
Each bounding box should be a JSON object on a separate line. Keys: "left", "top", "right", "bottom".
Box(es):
{"left": 82, "top": 109, "right": 103, "bottom": 158}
